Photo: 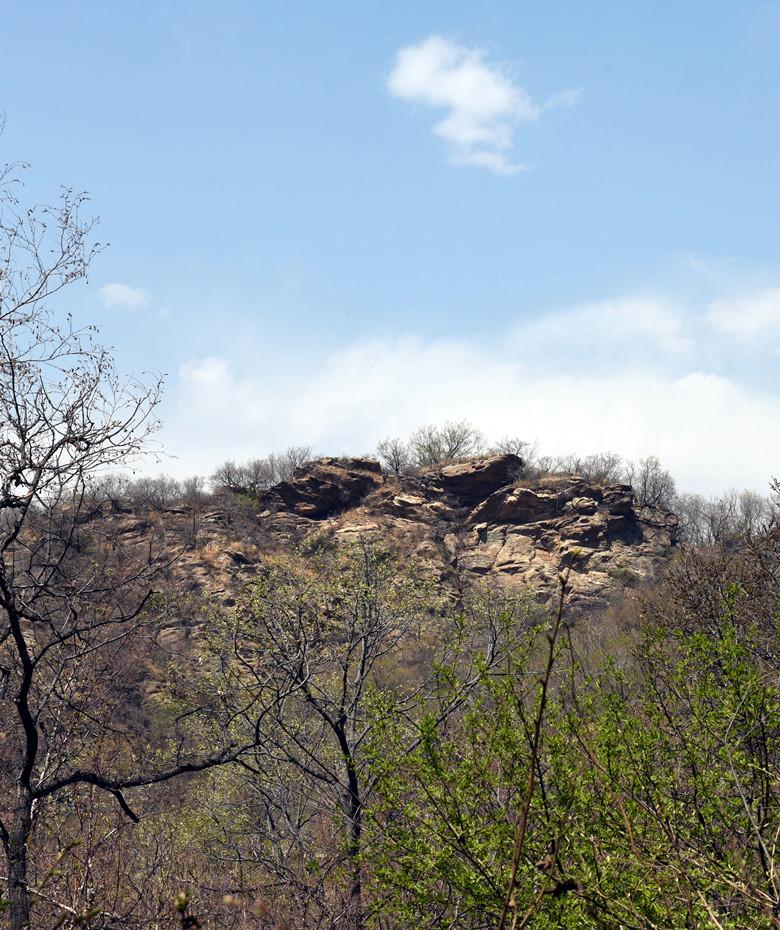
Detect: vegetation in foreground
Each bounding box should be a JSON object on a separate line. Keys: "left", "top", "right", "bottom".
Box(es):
{"left": 3, "top": 528, "right": 780, "bottom": 930}
{"left": 3, "top": 148, "right": 780, "bottom": 930}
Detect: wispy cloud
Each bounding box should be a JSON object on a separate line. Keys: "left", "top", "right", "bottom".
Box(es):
{"left": 387, "top": 35, "right": 581, "bottom": 175}
{"left": 98, "top": 283, "right": 151, "bottom": 311}
{"left": 708, "top": 287, "right": 780, "bottom": 342}
{"left": 164, "top": 289, "right": 780, "bottom": 494}
{"left": 512, "top": 296, "right": 692, "bottom": 356}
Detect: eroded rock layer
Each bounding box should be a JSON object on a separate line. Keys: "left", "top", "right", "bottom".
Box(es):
{"left": 253, "top": 455, "right": 677, "bottom": 612}
{"left": 100, "top": 455, "right": 677, "bottom": 619}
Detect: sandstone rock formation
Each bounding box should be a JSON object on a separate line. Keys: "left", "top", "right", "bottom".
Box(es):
{"left": 96, "top": 454, "right": 677, "bottom": 618}
{"left": 260, "top": 456, "right": 382, "bottom": 519}
{"left": 254, "top": 455, "right": 678, "bottom": 613}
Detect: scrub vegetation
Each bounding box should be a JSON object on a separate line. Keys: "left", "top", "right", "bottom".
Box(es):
{"left": 3, "top": 154, "right": 780, "bottom": 930}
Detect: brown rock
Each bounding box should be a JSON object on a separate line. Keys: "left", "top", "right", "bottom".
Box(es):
{"left": 469, "top": 486, "right": 563, "bottom": 525}
{"left": 262, "top": 458, "right": 382, "bottom": 520}
{"left": 107, "top": 456, "right": 678, "bottom": 620}
{"left": 430, "top": 454, "right": 522, "bottom": 505}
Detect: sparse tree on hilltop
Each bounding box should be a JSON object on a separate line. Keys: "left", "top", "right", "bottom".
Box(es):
{"left": 376, "top": 436, "right": 412, "bottom": 475}
{"left": 623, "top": 455, "right": 676, "bottom": 508}
{"left": 408, "top": 420, "right": 485, "bottom": 468}
{"left": 211, "top": 445, "right": 312, "bottom": 495}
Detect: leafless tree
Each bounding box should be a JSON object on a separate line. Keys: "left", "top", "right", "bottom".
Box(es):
{"left": 674, "top": 488, "right": 773, "bottom": 547}
{"left": 490, "top": 435, "right": 534, "bottom": 462}
{"left": 623, "top": 455, "right": 677, "bottom": 509}
{"left": 546, "top": 451, "right": 624, "bottom": 484}
{"left": 408, "top": 420, "right": 485, "bottom": 468}
{"left": 738, "top": 488, "right": 773, "bottom": 537}
{"left": 210, "top": 459, "right": 247, "bottom": 493}
{"left": 376, "top": 436, "right": 412, "bottom": 475}
{"left": 271, "top": 444, "right": 312, "bottom": 480}
{"left": 0, "top": 161, "right": 257, "bottom": 930}
{"left": 582, "top": 451, "right": 624, "bottom": 484}
{"left": 208, "top": 543, "right": 526, "bottom": 930}
{"left": 211, "top": 446, "right": 313, "bottom": 495}
{"left": 127, "top": 473, "right": 182, "bottom": 510}
{"left": 180, "top": 474, "right": 207, "bottom": 508}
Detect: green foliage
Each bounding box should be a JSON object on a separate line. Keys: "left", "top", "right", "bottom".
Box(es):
{"left": 13, "top": 532, "right": 780, "bottom": 929}
{"left": 364, "top": 614, "right": 780, "bottom": 929}
{"left": 364, "top": 623, "right": 584, "bottom": 929}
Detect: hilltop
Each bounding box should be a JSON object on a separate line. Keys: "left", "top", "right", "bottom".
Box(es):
{"left": 107, "top": 453, "right": 678, "bottom": 617}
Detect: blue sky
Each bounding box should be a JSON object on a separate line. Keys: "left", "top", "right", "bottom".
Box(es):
{"left": 3, "top": 1, "right": 780, "bottom": 492}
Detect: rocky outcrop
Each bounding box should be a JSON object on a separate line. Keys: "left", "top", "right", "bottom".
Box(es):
{"left": 448, "top": 471, "right": 677, "bottom": 609}
{"left": 255, "top": 455, "right": 677, "bottom": 613}
{"left": 104, "top": 454, "right": 678, "bottom": 617}
{"left": 260, "top": 457, "right": 382, "bottom": 519}
{"left": 428, "top": 454, "right": 523, "bottom": 505}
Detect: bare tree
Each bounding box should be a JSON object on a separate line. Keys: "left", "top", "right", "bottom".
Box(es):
{"left": 180, "top": 474, "right": 207, "bottom": 508}
{"left": 127, "top": 473, "right": 182, "bottom": 510}
{"left": 207, "top": 543, "right": 525, "bottom": 930}
{"left": 272, "top": 444, "right": 312, "bottom": 480}
{"left": 490, "top": 435, "right": 533, "bottom": 461}
{"left": 0, "top": 162, "right": 255, "bottom": 930}
{"left": 211, "top": 446, "right": 313, "bottom": 495}
{"left": 674, "top": 488, "right": 773, "bottom": 547}
{"left": 210, "top": 458, "right": 247, "bottom": 493}
{"left": 408, "top": 420, "right": 485, "bottom": 468}
{"left": 582, "top": 452, "right": 624, "bottom": 484}
{"left": 376, "top": 436, "right": 412, "bottom": 475}
{"left": 623, "top": 455, "right": 677, "bottom": 508}
{"left": 735, "top": 489, "right": 773, "bottom": 538}
{"left": 546, "top": 451, "right": 624, "bottom": 483}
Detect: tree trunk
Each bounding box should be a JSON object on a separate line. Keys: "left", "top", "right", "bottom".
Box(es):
{"left": 6, "top": 799, "right": 32, "bottom": 930}
{"left": 335, "top": 722, "right": 363, "bottom": 930}
{"left": 347, "top": 807, "right": 363, "bottom": 930}
{"left": 344, "top": 755, "right": 363, "bottom": 930}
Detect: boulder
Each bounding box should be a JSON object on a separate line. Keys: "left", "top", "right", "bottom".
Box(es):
{"left": 263, "top": 458, "right": 382, "bottom": 520}
{"left": 299, "top": 456, "right": 382, "bottom": 477}
{"left": 430, "top": 454, "right": 522, "bottom": 505}
{"left": 469, "top": 486, "right": 564, "bottom": 525}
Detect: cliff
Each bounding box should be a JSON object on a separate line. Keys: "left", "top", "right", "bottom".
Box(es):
{"left": 100, "top": 454, "right": 677, "bottom": 621}
{"left": 252, "top": 453, "right": 678, "bottom": 612}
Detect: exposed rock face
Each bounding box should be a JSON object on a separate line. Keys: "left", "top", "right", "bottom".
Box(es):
{"left": 451, "top": 473, "right": 677, "bottom": 609}
{"left": 428, "top": 454, "right": 523, "bottom": 505}
{"left": 260, "top": 456, "right": 382, "bottom": 519}
{"left": 255, "top": 455, "right": 678, "bottom": 613}
{"left": 103, "top": 454, "right": 678, "bottom": 618}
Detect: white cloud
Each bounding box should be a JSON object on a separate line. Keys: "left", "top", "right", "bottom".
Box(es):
{"left": 512, "top": 296, "right": 692, "bottom": 356}
{"left": 98, "top": 283, "right": 151, "bottom": 311}
{"left": 708, "top": 287, "right": 780, "bottom": 340}
{"left": 387, "top": 35, "right": 580, "bottom": 174}
{"left": 162, "top": 291, "right": 779, "bottom": 495}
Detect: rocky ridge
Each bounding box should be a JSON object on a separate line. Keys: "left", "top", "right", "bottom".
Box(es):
{"left": 102, "top": 454, "right": 677, "bottom": 621}
{"left": 252, "top": 453, "right": 678, "bottom": 612}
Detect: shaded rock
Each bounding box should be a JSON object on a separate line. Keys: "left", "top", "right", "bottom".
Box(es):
{"left": 303, "top": 456, "right": 382, "bottom": 477}
{"left": 469, "top": 486, "right": 564, "bottom": 526}
{"left": 224, "top": 548, "right": 253, "bottom": 566}
{"left": 107, "top": 456, "right": 678, "bottom": 621}
{"left": 262, "top": 458, "right": 382, "bottom": 520}
{"left": 374, "top": 489, "right": 457, "bottom": 525}
{"left": 560, "top": 514, "right": 609, "bottom": 545}
{"left": 334, "top": 521, "right": 382, "bottom": 542}
{"left": 567, "top": 496, "right": 599, "bottom": 515}
{"left": 429, "top": 454, "right": 522, "bottom": 505}
{"left": 600, "top": 485, "right": 635, "bottom": 515}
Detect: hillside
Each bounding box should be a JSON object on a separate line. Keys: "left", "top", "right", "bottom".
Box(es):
{"left": 113, "top": 452, "right": 678, "bottom": 616}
